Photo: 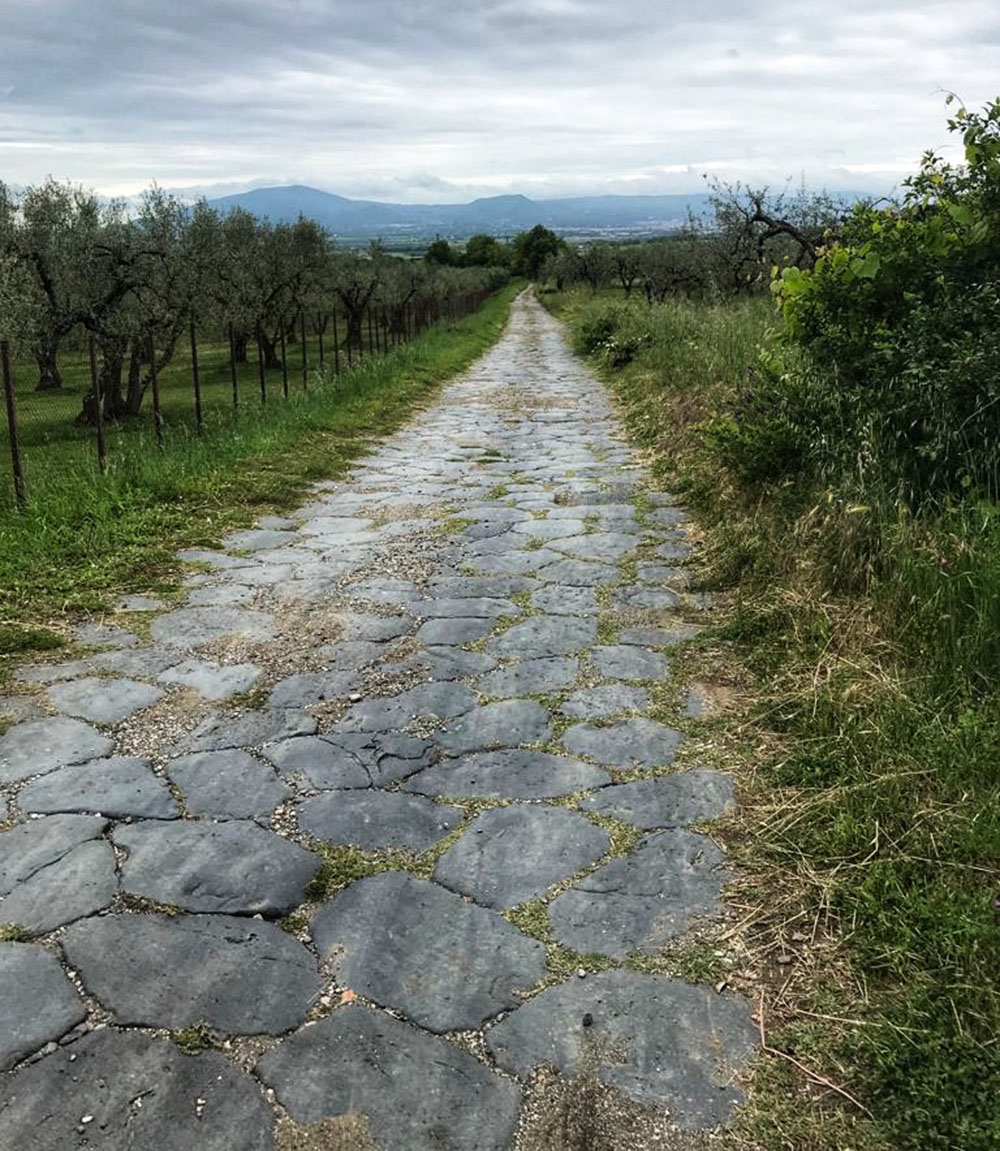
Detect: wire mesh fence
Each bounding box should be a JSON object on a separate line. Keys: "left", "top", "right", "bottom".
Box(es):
{"left": 0, "top": 290, "right": 491, "bottom": 516}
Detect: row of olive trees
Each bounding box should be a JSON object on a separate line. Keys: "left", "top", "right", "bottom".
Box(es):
{"left": 544, "top": 184, "right": 852, "bottom": 302}
{"left": 0, "top": 180, "right": 506, "bottom": 422}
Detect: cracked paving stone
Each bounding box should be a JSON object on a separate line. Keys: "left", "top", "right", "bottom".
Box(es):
{"left": 550, "top": 532, "right": 640, "bottom": 562}
{"left": 62, "top": 913, "right": 322, "bottom": 1033}
{"left": 177, "top": 709, "right": 317, "bottom": 754}
{"left": 412, "top": 596, "right": 519, "bottom": 618}
{"left": 549, "top": 830, "right": 730, "bottom": 958}
{"left": 590, "top": 644, "right": 670, "bottom": 683}
{"left": 0, "top": 943, "right": 86, "bottom": 1071}
{"left": 47, "top": 676, "right": 164, "bottom": 724}
{"left": 297, "top": 790, "right": 463, "bottom": 851}
{"left": 581, "top": 770, "right": 736, "bottom": 829}
{"left": 0, "top": 814, "right": 107, "bottom": 893}
{"left": 414, "top": 616, "right": 495, "bottom": 645}
{"left": 0, "top": 717, "right": 113, "bottom": 785}
{"left": 267, "top": 669, "right": 360, "bottom": 709}
{"left": 17, "top": 756, "right": 180, "bottom": 820}
{"left": 167, "top": 750, "right": 291, "bottom": 821}
{"left": 466, "top": 550, "right": 559, "bottom": 577}
{"left": 435, "top": 699, "right": 551, "bottom": 754}
{"left": 428, "top": 575, "right": 533, "bottom": 598}
{"left": 534, "top": 558, "right": 620, "bottom": 586}
{"left": 486, "top": 969, "right": 756, "bottom": 1128}
{"left": 115, "top": 819, "right": 318, "bottom": 917}
{"left": 408, "top": 645, "right": 499, "bottom": 681}
{"left": 256, "top": 1004, "right": 520, "bottom": 1151}
{"left": 476, "top": 656, "right": 579, "bottom": 698}
{"left": 559, "top": 684, "right": 650, "bottom": 720}
{"left": 342, "top": 682, "right": 476, "bottom": 732}
{"left": 0, "top": 836, "right": 116, "bottom": 935}
{"left": 434, "top": 805, "right": 610, "bottom": 910}
{"left": 489, "top": 615, "right": 597, "bottom": 657}
{"left": 562, "top": 717, "right": 683, "bottom": 768}
{"left": 157, "top": 659, "right": 262, "bottom": 701}
{"left": 222, "top": 527, "right": 297, "bottom": 551}
{"left": 529, "top": 585, "right": 599, "bottom": 615}
{"left": 405, "top": 748, "right": 610, "bottom": 798}
{"left": 0, "top": 1029, "right": 275, "bottom": 1150}
{"left": 150, "top": 606, "right": 276, "bottom": 650}
{"left": 339, "top": 612, "right": 412, "bottom": 642}
{"left": 311, "top": 871, "right": 546, "bottom": 1032}
{"left": 262, "top": 735, "right": 371, "bottom": 789}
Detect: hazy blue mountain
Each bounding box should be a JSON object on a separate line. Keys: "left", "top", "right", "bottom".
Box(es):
{"left": 205, "top": 184, "right": 713, "bottom": 239}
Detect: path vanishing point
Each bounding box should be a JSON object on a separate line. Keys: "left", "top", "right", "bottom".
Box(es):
{"left": 0, "top": 292, "right": 757, "bottom": 1150}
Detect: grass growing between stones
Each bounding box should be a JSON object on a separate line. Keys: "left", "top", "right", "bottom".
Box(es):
{"left": 544, "top": 286, "right": 1000, "bottom": 1151}
{"left": 0, "top": 283, "right": 522, "bottom": 671}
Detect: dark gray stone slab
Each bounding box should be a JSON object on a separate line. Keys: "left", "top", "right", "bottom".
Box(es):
{"left": 262, "top": 735, "right": 371, "bottom": 789}
{"left": 348, "top": 577, "right": 423, "bottom": 606}
{"left": 178, "top": 547, "right": 256, "bottom": 570}
{"left": 619, "top": 625, "right": 699, "bottom": 647}
{"left": 157, "top": 659, "right": 261, "bottom": 701}
{"left": 0, "top": 943, "right": 86, "bottom": 1071}
{"left": 314, "top": 639, "right": 384, "bottom": 669}
{"left": 14, "top": 659, "right": 93, "bottom": 685}
{"left": 435, "top": 806, "right": 610, "bottom": 909}
{"left": 413, "top": 597, "right": 519, "bottom": 619}
{"left": 75, "top": 622, "right": 139, "bottom": 648}
{"left": 591, "top": 644, "right": 670, "bottom": 683}
{"left": 340, "top": 612, "right": 411, "bottom": 642}
{"left": 429, "top": 575, "right": 533, "bottom": 598}
{"left": 115, "top": 820, "right": 317, "bottom": 916}
{"left": 535, "top": 558, "right": 620, "bottom": 586}
{"left": 406, "top": 749, "right": 610, "bottom": 799}
{"left": 615, "top": 586, "right": 683, "bottom": 611}
{"left": 0, "top": 1029, "right": 275, "bottom": 1150}
{"left": 467, "top": 550, "right": 560, "bottom": 576}
{"left": 476, "top": 657, "right": 579, "bottom": 698}
{"left": 551, "top": 532, "right": 640, "bottom": 562}
{"left": 412, "top": 645, "right": 499, "bottom": 681}
{"left": 187, "top": 582, "right": 256, "bottom": 607}
{"left": 415, "top": 616, "right": 494, "bottom": 645}
{"left": 530, "top": 585, "right": 599, "bottom": 615}
{"left": 222, "top": 528, "right": 297, "bottom": 551}
{"left": 89, "top": 646, "right": 184, "bottom": 677}
{"left": 655, "top": 541, "right": 694, "bottom": 561}
{"left": 489, "top": 615, "right": 597, "bottom": 658}
{"left": 150, "top": 607, "right": 276, "bottom": 650}
{"left": 178, "top": 709, "right": 317, "bottom": 753}
{"left": 0, "top": 718, "right": 113, "bottom": 785}
{"left": 486, "top": 969, "right": 755, "bottom": 1126}
{"left": 512, "top": 517, "right": 587, "bottom": 539}
{"left": 297, "top": 790, "right": 462, "bottom": 852}
{"left": 168, "top": 750, "right": 291, "bottom": 821}
{"left": 257, "top": 1005, "right": 519, "bottom": 1151}
{"left": 0, "top": 694, "right": 46, "bottom": 724}
{"left": 581, "top": 771, "right": 735, "bottom": 829}
{"left": 636, "top": 562, "right": 690, "bottom": 586}
{"left": 562, "top": 718, "right": 683, "bottom": 768}
{"left": 48, "top": 677, "right": 164, "bottom": 724}
{"left": 312, "top": 872, "right": 546, "bottom": 1032}
{"left": 560, "top": 684, "right": 650, "bottom": 719}
{"left": 344, "top": 682, "right": 476, "bottom": 732}
{"left": 0, "top": 839, "right": 117, "bottom": 934}
{"left": 63, "top": 913, "right": 322, "bottom": 1034}
{"left": 17, "top": 756, "right": 179, "bottom": 819}
{"left": 549, "top": 830, "right": 729, "bottom": 958}
{"left": 267, "top": 669, "right": 359, "bottom": 709}
{"left": 0, "top": 814, "right": 107, "bottom": 896}
{"left": 436, "top": 699, "right": 551, "bottom": 754}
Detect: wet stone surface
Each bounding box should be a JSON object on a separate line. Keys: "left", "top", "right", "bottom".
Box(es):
{"left": 0, "top": 291, "right": 754, "bottom": 1144}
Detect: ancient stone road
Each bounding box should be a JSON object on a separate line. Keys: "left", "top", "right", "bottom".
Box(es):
{"left": 0, "top": 292, "right": 756, "bottom": 1150}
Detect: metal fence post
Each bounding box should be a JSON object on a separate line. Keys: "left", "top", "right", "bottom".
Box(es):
{"left": 148, "top": 332, "right": 164, "bottom": 448}
{"left": 228, "top": 321, "right": 239, "bottom": 409}
{"left": 332, "top": 311, "right": 341, "bottom": 375}
{"left": 317, "top": 314, "right": 325, "bottom": 372}
{"left": 190, "top": 314, "right": 203, "bottom": 433}
{"left": 1, "top": 339, "right": 27, "bottom": 509}
{"left": 256, "top": 321, "right": 267, "bottom": 405}
{"left": 300, "top": 311, "right": 309, "bottom": 389}
{"left": 88, "top": 333, "right": 107, "bottom": 475}
{"left": 367, "top": 308, "right": 375, "bottom": 356}
{"left": 280, "top": 322, "right": 289, "bottom": 399}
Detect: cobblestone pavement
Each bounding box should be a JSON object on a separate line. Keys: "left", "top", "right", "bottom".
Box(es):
{"left": 0, "top": 292, "right": 756, "bottom": 1150}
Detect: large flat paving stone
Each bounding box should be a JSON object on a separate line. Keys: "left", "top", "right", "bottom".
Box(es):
{"left": 264, "top": 732, "right": 436, "bottom": 789}
{"left": 167, "top": 750, "right": 291, "bottom": 821}
{"left": 429, "top": 575, "right": 533, "bottom": 599}
{"left": 476, "top": 656, "right": 579, "bottom": 698}
{"left": 157, "top": 658, "right": 262, "bottom": 701}
{"left": 486, "top": 969, "right": 756, "bottom": 1127}
{"left": 415, "top": 616, "right": 494, "bottom": 645}
{"left": 312, "top": 871, "right": 546, "bottom": 1032}
{"left": 581, "top": 770, "right": 736, "bottom": 829}
{"left": 177, "top": 708, "right": 317, "bottom": 753}
{"left": 550, "top": 531, "right": 640, "bottom": 562}
{"left": 0, "top": 717, "right": 113, "bottom": 784}
{"left": 411, "top": 644, "right": 499, "bottom": 681}
{"left": 63, "top": 913, "right": 322, "bottom": 1034}
{"left": 549, "top": 830, "right": 730, "bottom": 958}
{"left": 0, "top": 943, "right": 86, "bottom": 1070}
{"left": 297, "top": 790, "right": 463, "bottom": 852}
{"left": 47, "top": 676, "right": 164, "bottom": 724}
{"left": 257, "top": 1004, "right": 520, "bottom": 1151}
{"left": 560, "top": 684, "right": 650, "bottom": 719}
{"left": 530, "top": 585, "right": 599, "bottom": 615}
{"left": 150, "top": 606, "right": 276, "bottom": 650}
{"left": 435, "top": 699, "right": 552, "bottom": 753}
{"left": 0, "top": 1029, "right": 275, "bottom": 1150}
{"left": 17, "top": 756, "right": 179, "bottom": 819}
{"left": 0, "top": 838, "right": 117, "bottom": 934}
{"left": 413, "top": 596, "right": 519, "bottom": 618}
{"left": 343, "top": 682, "right": 476, "bottom": 732}
{"left": 562, "top": 717, "right": 683, "bottom": 768}
{"left": 535, "top": 558, "right": 620, "bottom": 586}
{"left": 591, "top": 644, "right": 670, "bottom": 683}
{"left": 267, "top": 669, "right": 360, "bottom": 709}
{"left": 75, "top": 622, "right": 139, "bottom": 648}
{"left": 405, "top": 748, "right": 611, "bottom": 799}
{"left": 489, "top": 615, "right": 597, "bottom": 657}
{"left": 434, "top": 805, "right": 610, "bottom": 909}
{"left": 90, "top": 646, "right": 184, "bottom": 677}
{"left": 0, "top": 814, "right": 107, "bottom": 894}
{"left": 115, "top": 820, "right": 318, "bottom": 917}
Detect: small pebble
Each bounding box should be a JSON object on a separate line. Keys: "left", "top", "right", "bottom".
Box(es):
{"left": 576, "top": 967, "right": 587, "bottom": 978}
{"left": 582, "top": 1012, "right": 593, "bottom": 1028}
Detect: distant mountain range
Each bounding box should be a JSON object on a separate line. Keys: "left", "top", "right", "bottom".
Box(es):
{"left": 205, "top": 185, "right": 714, "bottom": 241}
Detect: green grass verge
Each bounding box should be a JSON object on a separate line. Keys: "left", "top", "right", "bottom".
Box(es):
{"left": 545, "top": 287, "right": 1000, "bottom": 1151}
{"left": 0, "top": 283, "right": 521, "bottom": 666}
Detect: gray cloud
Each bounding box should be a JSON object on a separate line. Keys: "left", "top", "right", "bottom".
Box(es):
{"left": 0, "top": 0, "right": 997, "bottom": 199}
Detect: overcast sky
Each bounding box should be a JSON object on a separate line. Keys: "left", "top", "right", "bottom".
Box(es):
{"left": 1, "top": 0, "right": 997, "bottom": 202}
